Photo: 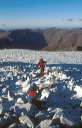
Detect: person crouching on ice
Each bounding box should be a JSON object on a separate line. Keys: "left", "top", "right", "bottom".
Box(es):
{"left": 38, "top": 58, "right": 46, "bottom": 75}
{"left": 26, "top": 83, "right": 38, "bottom": 104}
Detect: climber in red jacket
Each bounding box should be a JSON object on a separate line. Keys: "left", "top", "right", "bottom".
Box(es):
{"left": 38, "top": 58, "right": 47, "bottom": 75}
{"left": 26, "top": 83, "right": 39, "bottom": 104}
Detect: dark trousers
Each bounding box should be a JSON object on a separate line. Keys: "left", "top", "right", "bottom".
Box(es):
{"left": 41, "top": 68, "right": 44, "bottom": 75}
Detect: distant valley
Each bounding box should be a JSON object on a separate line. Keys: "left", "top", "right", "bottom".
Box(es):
{"left": 0, "top": 27, "right": 82, "bottom": 51}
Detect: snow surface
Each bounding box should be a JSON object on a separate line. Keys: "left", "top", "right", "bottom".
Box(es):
{"left": 0, "top": 49, "right": 82, "bottom": 128}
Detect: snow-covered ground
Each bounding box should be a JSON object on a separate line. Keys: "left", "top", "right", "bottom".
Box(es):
{"left": 0, "top": 49, "right": 82, "bottom": 128}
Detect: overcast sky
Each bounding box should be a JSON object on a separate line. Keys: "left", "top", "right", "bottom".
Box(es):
{"left": 0, "top": 0, "right": 82, "bottom": 29}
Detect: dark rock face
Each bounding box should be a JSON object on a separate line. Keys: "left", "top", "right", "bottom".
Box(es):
{"left": 0, "top": 27, "right": 82, "bottom": 51}
{"left": 0, "top": 29, "right": 47, "bottom": 50}
{"left": 77, "top": 46, "right": 82, "bottom": 51}
{"left": 9, "top": 29, "right": 47, "bottom": 50}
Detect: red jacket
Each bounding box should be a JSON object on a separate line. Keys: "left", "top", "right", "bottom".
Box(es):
{"left": 29, "top": 91, "right": 36, "bottom": 97}
{"left": 38, "top": 60, "right": 46, "bottom": 69}
{"left": 26, "top": 87, "right": 36, "bottom": 98}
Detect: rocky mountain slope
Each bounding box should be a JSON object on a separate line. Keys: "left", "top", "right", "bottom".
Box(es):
{"left": 0, "top": 28, "right": 82, "bottom": 51}
{"left": 0, "top": 49, "right": 82, "bottom": 128}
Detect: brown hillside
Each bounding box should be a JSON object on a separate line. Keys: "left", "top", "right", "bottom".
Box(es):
{"left": 42, "top": 28, "right": 82, "bottom": 51}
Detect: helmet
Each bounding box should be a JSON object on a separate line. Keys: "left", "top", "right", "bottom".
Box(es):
{"left": 39, "top": 58, "right": 43, "bottom": 61}
{"left": 31, "top": 83, "right": 36, "bottom": 88}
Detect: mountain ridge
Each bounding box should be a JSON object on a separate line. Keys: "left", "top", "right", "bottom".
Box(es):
{"left": 0, "top": 27, "right": 82, "bottom": 51}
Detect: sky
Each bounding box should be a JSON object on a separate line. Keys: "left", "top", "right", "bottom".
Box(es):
{"left": 0, "top": 0, "right": 82, "bottom": 30}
